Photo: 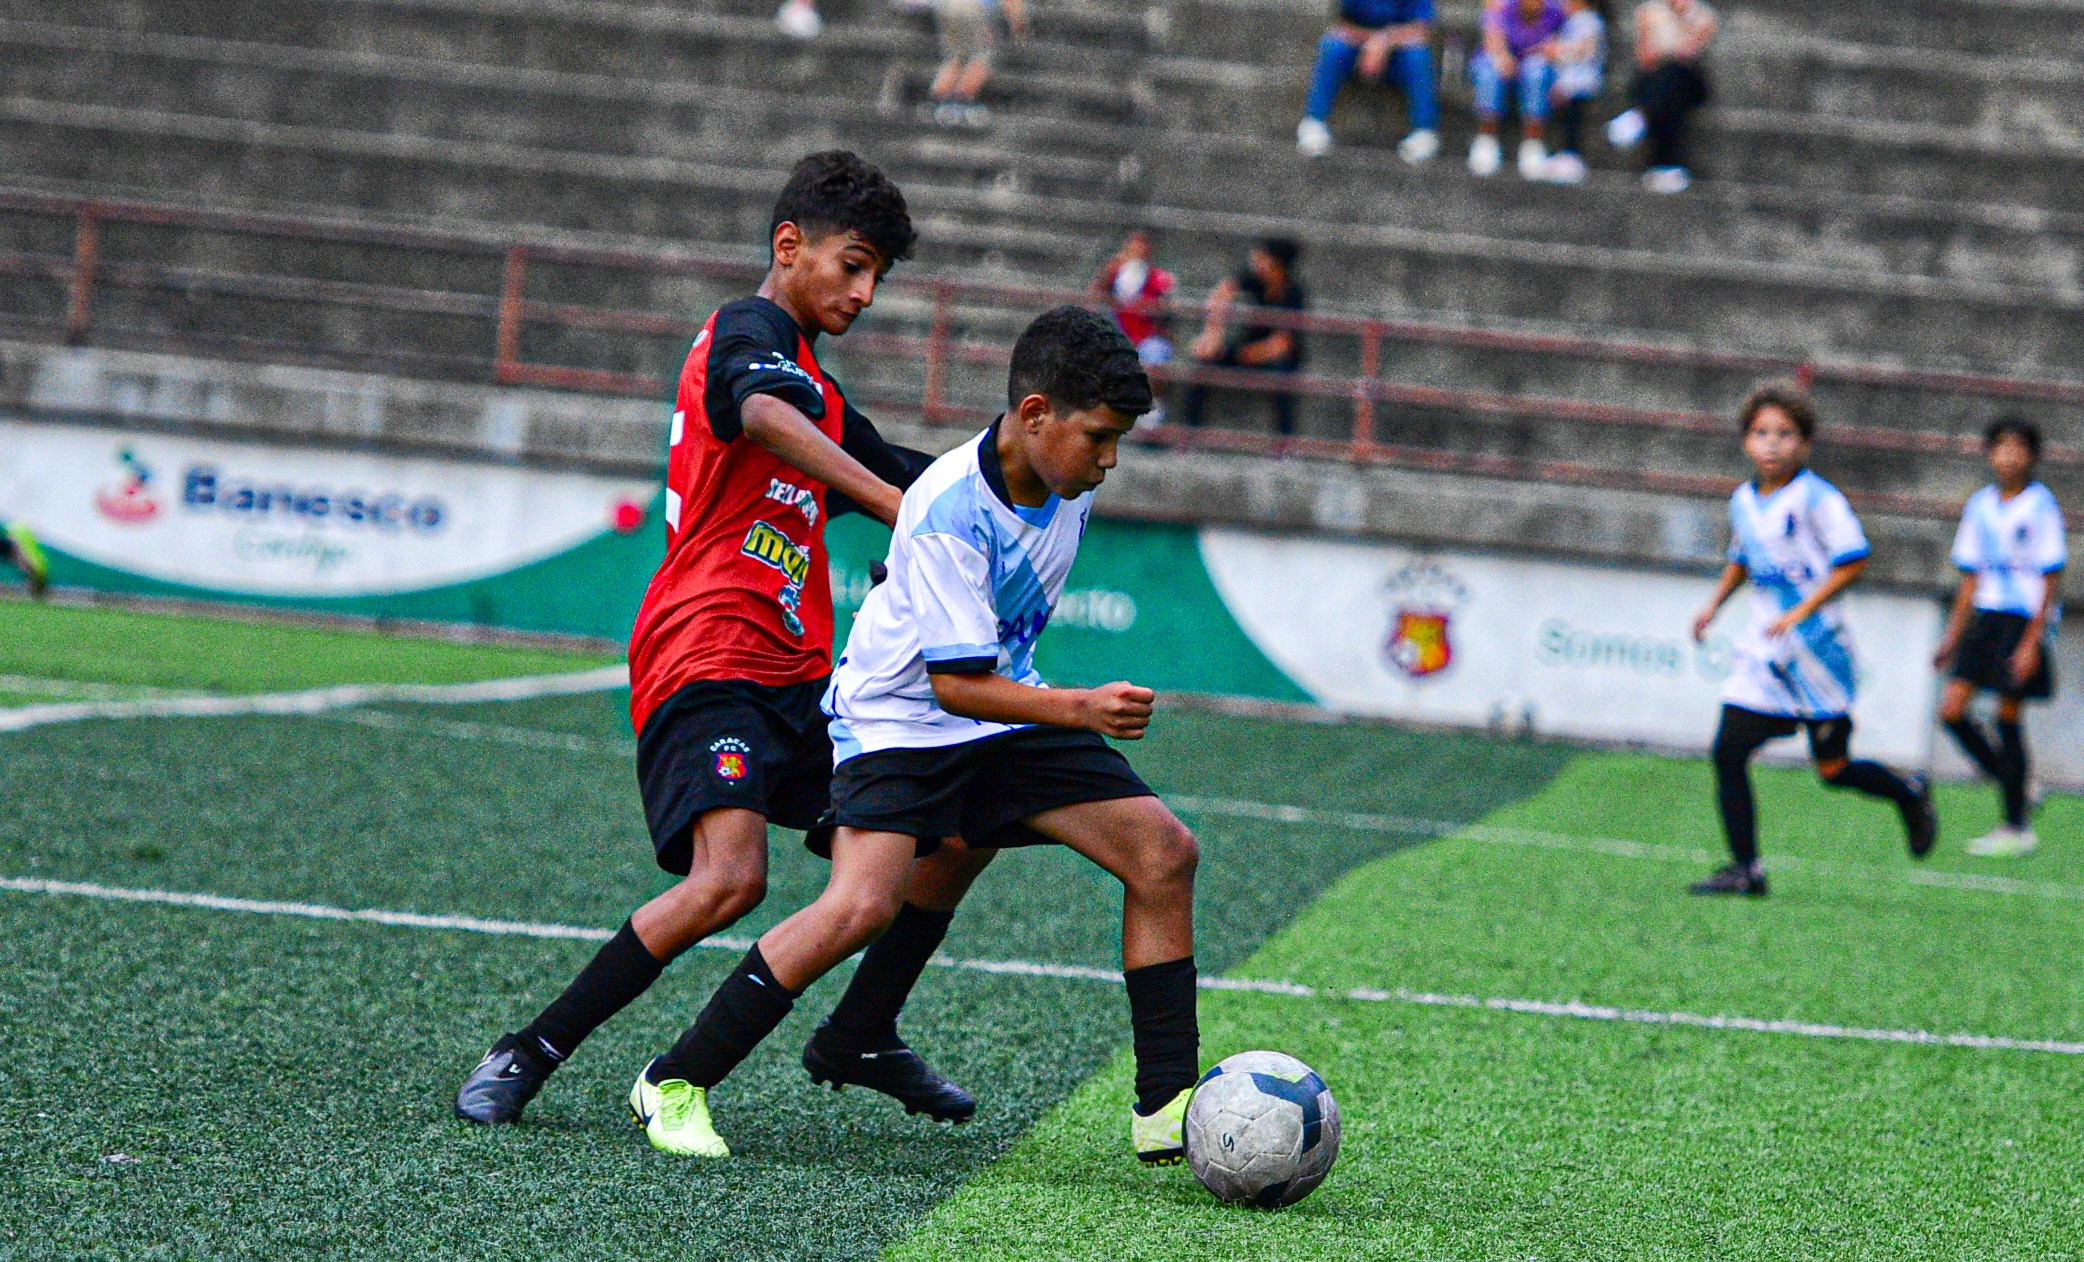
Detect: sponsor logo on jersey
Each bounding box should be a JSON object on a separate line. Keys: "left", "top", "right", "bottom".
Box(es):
{"left": 766, "top": 478, "right": 820, "bottom": 528}
{"left": 1381, "top": 558, "right": 1466, "bottom": 680}
{"left": 709, "top": 736, "right": 751, "bottom": 780}
{"left": 741, "top": 520, "right": 812, "bottom": 637}
{"left": 745, "top": 355, "right": 818, "bottom": 389}
{"left": 94, "top": 446, "right": 160, "bottom": 524}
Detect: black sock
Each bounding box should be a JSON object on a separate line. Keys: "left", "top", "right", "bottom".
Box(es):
{"left": 1998, "top": 720, "right": 2030, "bottom": 826}
{"left": 820, "top": 902, "right": 954, "bottom": 1051}
{"left": 1713, "top": 750, "right": 1760, "bottom": 869}
{"left": 516, "top": 919, "right": 665, "bottom": 1064}
{"left": 1824, "top": 760, "right": 1917, "bottom": 806}
{"left": 650, "top": 944, "right": 799, "bottom": 1089}
{"left": 1946, "top": 717, "right": 2006, "bottom": 781}
{"left": 1124, "top": 956, "right": 1199, "bottom": 1114}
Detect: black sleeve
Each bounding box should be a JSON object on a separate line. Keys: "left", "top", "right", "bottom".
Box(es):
{"left": 825, "top": 403, "right": 938, "bottom": 520}
{"left": 702, "top": 301, "right": 826, "bottom": 443}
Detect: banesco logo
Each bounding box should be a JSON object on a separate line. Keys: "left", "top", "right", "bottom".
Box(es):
{"left": 182, "top": 466, "right": 445, "bottom": 533}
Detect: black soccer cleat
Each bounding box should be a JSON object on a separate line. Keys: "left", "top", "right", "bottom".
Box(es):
{"left": 454, "top": 1033, "right": 556, "bottom": 1125}
{"left": 802, "top": 1022, "right": 976, "bottom": 1123}
{"left": 1689, "top": 862, "right": 1769, "bottom": 897}
{"left": 1901, "top": 774, "right": 1939, "bottom": 860}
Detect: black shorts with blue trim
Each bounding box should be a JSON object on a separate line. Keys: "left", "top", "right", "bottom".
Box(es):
{"left": 1951, "top": 609, "right": 2055, "bottom": 699}
{"left": 804, "top": 726, "right": 1154, "bottom": 858}
{"left": 635, "top": 678, "right": 834, "bottom": 875}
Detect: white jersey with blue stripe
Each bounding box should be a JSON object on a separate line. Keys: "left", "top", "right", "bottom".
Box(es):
{"left": 1721, "top": 469, "right": 1870, "bottom": 719}
{"left": 824, "top": 423, "right": 1093, "bottom": 759}
{"left": 1951, "top": 482, "right": 2066, "bottom": 621}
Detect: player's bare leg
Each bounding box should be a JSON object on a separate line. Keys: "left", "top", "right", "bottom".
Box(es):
{"left": 804, "top": 839, "right": 996, "bottom": 1119}
{"left": 1026, "top": 795, "right": 1201, "bottom": 1163}
{"left": 456, "top": 808, "right": 770, "bottom": 1124}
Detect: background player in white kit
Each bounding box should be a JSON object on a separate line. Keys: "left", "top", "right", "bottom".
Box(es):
{"left": 625, "top": 307, "right": 1204, "bottom": 1165}
{"left": 1935, "top": 415, "right": 2066, "bottom": 857}
{"left": 1688, "top": 384, "right": 1937, "bottom": 896}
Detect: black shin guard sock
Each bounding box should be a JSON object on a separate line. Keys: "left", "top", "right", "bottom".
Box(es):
{"left": 1945, "top": 717, "right": 2006, "bottom": 781}
{"left": 1124, "top": 956, "right": 1199, "bottom": 1115}
{"left": 1998, "top": 720, "right": 2030, "bottom": 826}
{"left": 1713, "top": 755, "right": 1760, "bottom": 868}
{"left": 650, "top": 944, "right": 799, "bottom": 1089}
{"left": 1824, "top": 760, "right": 1917, "bottom": 806}
{"left": 821, "top": 902, "right": 955, "bottom": 1051}
{"left": 517, "top": 919, "right": 665, "bottom": 1064}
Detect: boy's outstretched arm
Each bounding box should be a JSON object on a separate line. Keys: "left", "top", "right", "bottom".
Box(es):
{"left": 1692, "top": 561, "right": 1748, "bottom": 642}
{"left": 929, "top": 671, "right": 1153, "bottom": 740}
{"left": 741, "top": 393, "right": 904, "bottom": 525}
{"left": 1765, "top": 558, "right": 1866, "bottom": 639}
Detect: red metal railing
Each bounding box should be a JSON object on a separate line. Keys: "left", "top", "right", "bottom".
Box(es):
{"left": 6, "top": 188, "right": 2082, "bottom": 522}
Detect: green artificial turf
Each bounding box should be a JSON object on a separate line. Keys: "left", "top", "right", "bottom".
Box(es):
{"left": 891, "top": 753, "right": 2084, "bottom": 1260}
{"left": 0, "top": 610, "right": 1572, "bottom": 1261}
{"left": 0, "top": 601, "right": 617, "bottom": 696}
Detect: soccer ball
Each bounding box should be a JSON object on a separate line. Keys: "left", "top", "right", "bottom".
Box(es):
{"left": 1182, "top": 1050, "right": 1341, "bottom": 1207}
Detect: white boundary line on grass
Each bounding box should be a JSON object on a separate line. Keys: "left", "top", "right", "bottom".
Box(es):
{"left": 7, "top": 874, "right": 2084, "bottom": 1058}
{"left": 0, "top": 666, "right": 630, "bottom": 733}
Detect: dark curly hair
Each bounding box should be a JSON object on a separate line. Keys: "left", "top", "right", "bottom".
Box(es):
{"left": 1986, "top": 413, "right": 2042, "bottom": 459}
{"left": 769, "top": 151, "right": 917, "bottom": 266}
{"left": 1738, "top": 380, "right": 1818, "bottom": 440}
{"left": 1007, "top": 305, "right": 1153, "bottom": 417}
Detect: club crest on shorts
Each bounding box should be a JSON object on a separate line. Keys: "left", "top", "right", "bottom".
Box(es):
{"left": 709, "top": 736, "right": 752, "bottom": 781}
{"left": 1381, "top": 558, "right": 1466, "bottom": 680}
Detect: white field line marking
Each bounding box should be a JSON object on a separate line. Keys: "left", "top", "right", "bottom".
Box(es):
{"left": 0, "top": 666, "right": 629, "bottom": 733}
{"left": 0, "top": 674, "right": 210, "bottom": 701}
{"left": 7, "top": 874, "right": 2083, "bottom": 1058}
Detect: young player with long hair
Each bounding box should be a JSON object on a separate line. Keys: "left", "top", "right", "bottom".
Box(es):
{"left": 455, "top": 151, "right": 985, "bottom": 1131}
{"left": 1687, "top": 384, "right": 1938, "bottom": 896}
{"left": 625, "top": 307, "right": 1205, "bottom": 1166}
{"left": 1935, "top": 415, "right": 2065, "bottom": 857}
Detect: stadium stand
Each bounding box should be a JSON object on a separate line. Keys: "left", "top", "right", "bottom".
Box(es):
{"left": 1, "top": 0, "right": 2080, "bottom": 584}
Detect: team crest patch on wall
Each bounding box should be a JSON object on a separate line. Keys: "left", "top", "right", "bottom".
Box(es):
{"left": 709, "top": 736, "right": 752, "bottom": 780}
{"left": 1381, "top": 558, "right": 1467, "bottom": 680}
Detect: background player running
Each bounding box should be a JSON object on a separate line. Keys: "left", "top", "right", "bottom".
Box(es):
{"left": 456, "top": 151, "right": 981, "bottom": 1129}
{"left": 1687, "top": 384, "right": 1937, "bottom": 896}
{"left": 1935, "top": 415, "right": 2066, "bottom": 858}
{"left": 626, "top": 307, "right": 1204, "bottom": 1166}
{"left": 0, "top": 518, "right": 49, "bottom": 599}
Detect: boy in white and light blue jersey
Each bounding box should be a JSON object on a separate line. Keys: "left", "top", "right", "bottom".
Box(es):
{"left": 649, "top": 308, "right": 1208, "bottom": 1167}
{"left": 1688, "top": 385, "right": 1935, "bottom": 896}
{"left": 1937, "top": 416, "right": 2066, "bottom": 855}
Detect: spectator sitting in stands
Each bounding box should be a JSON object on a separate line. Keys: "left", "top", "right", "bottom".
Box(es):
{"left": 1469, "top": 0, "right": 1567, "bottom": 179}
{"left": 1094, "top": 228, "right": 1178, "bottom": 427}
{"left": 1183, "top": 238, "right": 1308, "bottom": 443}
{"left": 1295, "top": 0, "right": 1440, "bottom": 164}
{"left": 929, "top": 0, "right": 1026, "bottom": 128}
{"left": 1538, "top": 0, "right": 1606, "bottom": 183}
{"left": 1606, "top": 0, "right": 1715, "bottom": 192}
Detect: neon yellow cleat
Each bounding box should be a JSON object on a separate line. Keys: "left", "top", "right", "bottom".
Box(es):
{"left": 628, "top": 1061, "right": 730, "bottom": 1158}
{"left": 1131, "top": 1087, "right": 1192, "bottom": 1166}
{"left": 3, "top": 521, "right": 48, "bottom": 599}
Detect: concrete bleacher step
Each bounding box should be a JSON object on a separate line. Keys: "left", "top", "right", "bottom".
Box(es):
{"left": 1723, "top": 0, "right": 2084, "bottom": 61}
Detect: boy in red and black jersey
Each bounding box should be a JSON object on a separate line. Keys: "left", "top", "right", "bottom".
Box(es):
{"left": 457, "top": 152, "right": 989, "bottom": 1132}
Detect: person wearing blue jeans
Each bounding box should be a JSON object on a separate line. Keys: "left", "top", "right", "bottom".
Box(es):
{"left": 1296, "top": 0, "right": 1439, "bottom": 164}
{"left": 1468, "top": 0, "right": 1565, "bottom": 179}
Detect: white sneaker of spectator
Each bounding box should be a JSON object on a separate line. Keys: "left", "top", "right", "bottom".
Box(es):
{"left": 1296, "top": 118, "right": 1333, "bottom": 158}
{"left": 1642, "top": 165, "right": 1691, "bottom": 194}
{"left": 1516, "top": 138, "right": 1548, "bottom": 179}
{"left": 1467, "top": 133, "right": 1502, "bottom": 177}
{"left": 1966, "top": 824, "right": 2038, "bottom": 857}
{"left": 776, "top": 0, "right": 822, "bottom": 37}
{"left": 1606, "top": 108, "right": 1646, "bottom": 148}
{"left": 1397, "top": 128, "right": 1439, "bottom": 164}
{"left": 1543, "top": 151, "right": 1588, "bottom": 183}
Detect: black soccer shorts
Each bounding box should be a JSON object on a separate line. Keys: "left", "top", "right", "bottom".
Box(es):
{"left": 1716, "top": 703, "right": 1852, "bottom": 765}
{"left": 1951, "top": 609, "right": 2055, "bottom": 699}
{"left": 804, "top": 726, "right": 1154, "bottom": 858}
{"left": 635, "top": 678, "right": 834, "bottom": 875}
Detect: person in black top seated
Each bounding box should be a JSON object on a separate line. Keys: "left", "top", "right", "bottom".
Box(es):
{"left": 1181, "top": 238, "right": 1307, "bottom": 441}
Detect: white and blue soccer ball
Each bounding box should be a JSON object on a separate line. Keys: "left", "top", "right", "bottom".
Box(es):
{"left": 1182, "top": 1050, "right": 1341, "bottom": 1207}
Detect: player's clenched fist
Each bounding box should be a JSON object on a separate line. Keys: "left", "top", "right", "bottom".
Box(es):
{"left": 1080, "top": 682, "right": 1155, "bottom": 739}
